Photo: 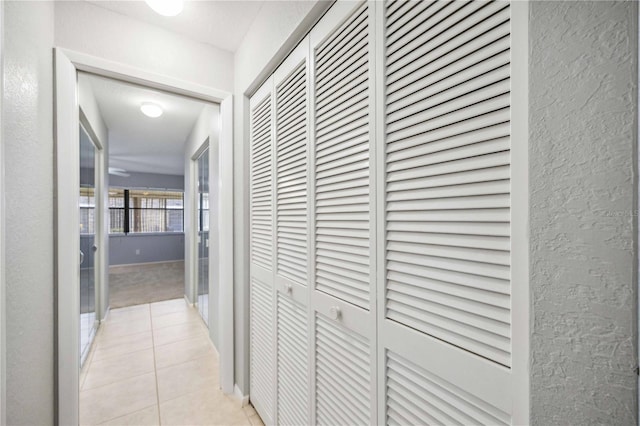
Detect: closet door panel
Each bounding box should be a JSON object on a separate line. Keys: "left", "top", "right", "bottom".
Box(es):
{"left": 249, "top": 79, "right": 276, "bottom": 425}
{"left": 313, "top": 1, "right": 373, "bottom": 310}
{"left": 378, "top": 0, "right": 522, "bottom": 424}
{"left": 250, "top": 277, "right": 275, "bottom": 424}
{"left": 309, "top": 2, "right": 377, "bottom": 425}
{"left": 275, "top": 47, "right": 309, "bottom": 288}
{"left": 273, "top": 40, "right": 311, "bottom": 426}
{"left": 315, "top": 314, "right": 371, "bottom": 426}
{"left": 276, "top": 295, "right": 308, "bottom": 426}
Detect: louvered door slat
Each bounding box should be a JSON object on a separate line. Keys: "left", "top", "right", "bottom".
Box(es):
{"left": 386, "top": 351, "right": 510, "bottom": 426}
{"left": 250, "top": 278, "right": 274, "bottom": 424}
{"left": 251, "top": 95, "right": 273, "bottom": 272}
{"left": 314, "top": 2, "right": 371, "bottom": 310}
{"left": 276, "top": 62, "right": 308, "bottom": 285}
{"left": 383, "top": 0, "right": 513, "bottom": 394}
{"left": 316, "top": 315, "right": 371, "bottom": 426}
{"left": 277, "top": 296, "right": 308, "bottom": 426}
{"left": 386, "top": 3, "right": 509, "bottom": 76}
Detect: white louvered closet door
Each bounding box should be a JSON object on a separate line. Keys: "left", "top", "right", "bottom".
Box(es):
{"left": 249, "top": 78, "right": 276, "bottom": 426}
{"left": 376, "top": 1, "right": 526, "bottom": 424}
{"left": 272, "top": 41, "right": 311, "bottom": 426}
{"left": 309, "top": 2, "right": 377, "bottom": 425}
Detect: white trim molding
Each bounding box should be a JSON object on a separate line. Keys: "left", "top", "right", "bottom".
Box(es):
{"left": 510, "top": 2, "right": 531, "bottom": 423}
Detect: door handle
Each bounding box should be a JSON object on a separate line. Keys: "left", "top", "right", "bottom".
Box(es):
{"left": 92, "top": 245, "right": 98, "bottom": 253}
{"left": 80, "top": 250, "right": 85, "bottom": 266}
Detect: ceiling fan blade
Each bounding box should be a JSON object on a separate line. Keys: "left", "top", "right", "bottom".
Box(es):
{"left": 108, "top": 167, "right": 130, "bottom": 177}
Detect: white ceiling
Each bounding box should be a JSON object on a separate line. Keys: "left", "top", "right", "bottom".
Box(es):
{"left": 84, "top": 0, "right": 264, "bottom": 52}
{"left": 80, "top": 72, "right": 207, "bottom": 175}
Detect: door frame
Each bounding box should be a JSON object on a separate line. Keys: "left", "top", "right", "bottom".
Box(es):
{"left": 54, "top": 48, "right": 235, "bottom": 425}
{"left": 78, "top": 118, "right": 104, "bottom": 367}
{"left": 191, "top": 140, "right": 210, "bottom": 326}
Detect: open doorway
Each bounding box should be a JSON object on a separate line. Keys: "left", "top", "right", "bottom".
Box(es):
{"left": 55, "top": 49, "right": 235, "bottom": 425}
{"left": 78, "top": 73, "right": 209, "bottom": 311}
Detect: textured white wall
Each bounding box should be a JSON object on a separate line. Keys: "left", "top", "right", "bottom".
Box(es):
{"left": 530, "top": 1, "right": 638, "bottom": 424}
{"left": 231, "top": 0, "right": 331, "bottom": 395}
{"left": 54, "top": 1, "right": 234, "bottom": 92}
{"left": 3, "top": 1, "right": 55, "bottom": 424}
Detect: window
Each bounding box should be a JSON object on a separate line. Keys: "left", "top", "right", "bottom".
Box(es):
{"left": 79, "top": 187, "right": 95, "bottom": 234}
{"left": 109, "top": 189, "right": 184, "bottom": 234}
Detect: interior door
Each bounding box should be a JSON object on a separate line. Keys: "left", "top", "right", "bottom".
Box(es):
{"left": 273, "top": 40, "right": 310, "bottom": 426}
{"left": 197, "top": 146, "right": 210, "bottom": 326}
{"left": 377, "top": 1, "right": 518, "bottom": 423}
{"left": 249, "top": 77, "right": 276, "bottom": 426}
{"left": 308, "top": 2, "right": 377, "bottom": 424}
{"left": 79, "top": 124, "right": 98, "bottom": 366}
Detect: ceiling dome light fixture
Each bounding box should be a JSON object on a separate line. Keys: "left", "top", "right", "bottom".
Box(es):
{"left": 145, "top": 0, "right": 183, "bottom": 17}
{"left": 140, "top": 102, "right": 163, "bottom": 118}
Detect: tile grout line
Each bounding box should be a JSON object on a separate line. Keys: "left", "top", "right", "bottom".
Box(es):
{"left": 149, "top": 303, "right": 163, "bottom": 426}
{"left": 84, "top": 305, "right": 155, "bottom": 425}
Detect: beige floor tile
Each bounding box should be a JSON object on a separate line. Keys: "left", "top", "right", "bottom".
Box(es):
{"left": 242, "top": 404, "right": 257, "bottom": 417}
{"left": 151, "top": 308, "right": 201, "bottom": 330}
{"left": 248, "top": 414, "right": 265, "bottom": 426}
{"left": 159, "top": 387, "right": 250, "bottom": 426}
{"left": 96, "top": 330, "right": 153, "bottom": 350}
{"left": 99, "top": 404, "right": 159, "bottom": 426}
{"left": 100, "top": 318, "right": 152, "bottom": 340}
{"left": 82, "top": 348, "right": 155, "bottom": 390}
{"left": 150, "top": 298, "right": 190, "bottom": 317}
{"left": 156, "top": 355, "right": 219, "bottom": 402}
{"left": 155, "top": 336, "right": 215, "bottom": 369}
{"left": 80, "top": 373, "right": 158, "bottom": 425}
{"left": 93, "top": 332, "right": 153, "bottom": 361}
{"left": 107, "top": 304, "right": 151, "bottom": 325}
{"left": 152, "top": 321, "right": 207, "bottom": 347}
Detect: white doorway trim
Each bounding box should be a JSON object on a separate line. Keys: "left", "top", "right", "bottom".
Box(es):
{"left": 54, "top": 48, "right": 235, "bottom": 426}
{"left": 0, "top": 2, "right": 5, "bottom": 424}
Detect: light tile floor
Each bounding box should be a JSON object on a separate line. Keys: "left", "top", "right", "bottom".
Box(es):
{"left": 80, "top": 298, "right": 264, "bottom": 426}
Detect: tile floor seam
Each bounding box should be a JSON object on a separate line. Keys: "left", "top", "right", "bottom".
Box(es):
{"left": 82, "top": 372, "right": 158, "bottom": 426}
{"left": 97, "top": 403, "right": 158, "bottom": 426}
{"left": 82, "top": 369, "right": 157, "bottom": 393}
{"left": 155, "top": 353, "right": 217, "bottom": 373}
{"left": 82, "top": 299, "right": 260, "bottom": 426}
{"left": 150, "top": 303, "right": 163, "bottom": 426}
{"left": 152, "top": 334, "right": 209, "bottom": 351}
{"left": 156, "top": 377, "right": 219, "bottom": 405}
{"left": 89, "top": 346, "right": 155, "bottom": 364}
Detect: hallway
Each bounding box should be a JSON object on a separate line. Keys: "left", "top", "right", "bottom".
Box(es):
{"left": 79, "top": 299, "right": 263, "bottom": 425}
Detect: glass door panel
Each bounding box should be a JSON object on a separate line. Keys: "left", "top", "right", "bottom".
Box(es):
{"left": 197, "top": 147, "right": 210, "bottom": 326}
{"left": 79, "top": 125, "right": 97, "bottom": 366}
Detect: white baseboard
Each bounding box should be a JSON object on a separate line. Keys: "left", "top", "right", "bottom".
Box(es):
{"left": 101, "top": 306, "right": 110, "bottom": 322}
{"left": 108, "top": 259, "right": 184, "bottom": 270}
{"left": 184, "top": 294, "right": 194, "bottom": 307}
{"left": 234, "top": 384, "right": 249, "bottom": 407}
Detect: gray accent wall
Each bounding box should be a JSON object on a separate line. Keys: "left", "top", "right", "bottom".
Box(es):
{"left": 108, "top": 171, "right": 185, "bottom": 266}
{"left": 530, "top": 2, "right": 637, "bottom": 424}
{"left": 110, "top": 233, "right": 184, "bottom": 265}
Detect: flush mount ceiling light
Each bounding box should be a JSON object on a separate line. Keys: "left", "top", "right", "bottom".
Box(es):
{"left": 145, "top": 0, "right": 183, "bottom": 16}
{"left": 140, "top": 102, "right": 163, "bottom": 118}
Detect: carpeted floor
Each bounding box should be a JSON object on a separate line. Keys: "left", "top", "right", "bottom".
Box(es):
{"left": 109, "top": 260, "right": 184, "bottom": 308}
